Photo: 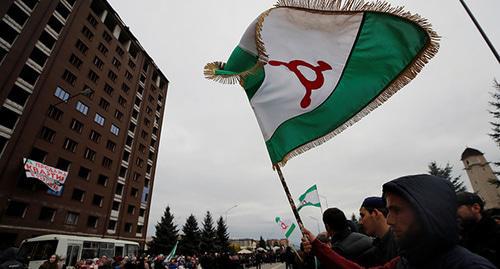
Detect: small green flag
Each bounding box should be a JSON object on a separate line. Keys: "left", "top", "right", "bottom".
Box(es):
{"left": 297, "top": 185, "right": 321, "bottom": 211}
{"left": 275, "top": 216, "right": 296, "bottom": 238}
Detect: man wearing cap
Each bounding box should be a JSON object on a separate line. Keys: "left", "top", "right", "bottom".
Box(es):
{"left": 457, "top": 191, "right": 500, "bottom": 268}
{"left": 357, "top": 197, "right": 398, "bottom": 267}
{"left": 301, "top": 174, "right": 495, "bottom": 269}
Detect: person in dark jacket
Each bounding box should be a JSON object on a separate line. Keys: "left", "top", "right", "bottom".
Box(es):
{"left": 357, "top": 197, "right": 398, "bottom": 267}
{"left": 0, "top": 248, "right": 23, "bottom": 269}
{"left": 301, "top": 174, "right": 496, "bottom": 269}
{"left": 456, "top": 191, "right": 500, "bottom": 268}
{"left": 322, "top": 208, "right": 373, "bottom": 263}
{"left": 39, "top": 255, "right": 58, "bottom": 269}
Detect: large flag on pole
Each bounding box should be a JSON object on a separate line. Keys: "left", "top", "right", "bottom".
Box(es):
{"left": 165, "top": 241, "right": 178, "bottom": 261}
{"left": 297, "top": 185, "right": 321, "bottom": 211}
{"left": 205, "top": 0, "right": 439, "bottom": 167}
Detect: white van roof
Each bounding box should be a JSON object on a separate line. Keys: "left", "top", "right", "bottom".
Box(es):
{"left": 22, "top": 234, "right": 139, "bottom": 245}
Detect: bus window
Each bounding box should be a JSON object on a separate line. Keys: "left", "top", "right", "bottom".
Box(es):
{"left": 114, "top": 246, "right": 123, "bottom": 257}
{"left": 98, "top": 243, "right": 114, "bottom": 258}
{"left": 30, "top": 240, "right": 58, "bottom": 260}
{"left": 18, "top": 242, "right": 38, "bottom": 261}
{"left": 82, "top": 241, "right": 99, "bottom": 259}
{"left": 124, "top": 244, "right": 138, "bottom": 257}
{"left": 66, "top": 245, "right": 81, "bottom": 266}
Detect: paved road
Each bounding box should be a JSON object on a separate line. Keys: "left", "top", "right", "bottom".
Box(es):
{"left": 245, "top": 263, "right": 285, "bottom": 269}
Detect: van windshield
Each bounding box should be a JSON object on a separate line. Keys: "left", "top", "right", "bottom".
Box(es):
{"left": 18, "top": 240, "right": 58, "bottom": 261}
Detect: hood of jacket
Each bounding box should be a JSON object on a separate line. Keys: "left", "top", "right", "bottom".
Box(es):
{"left": 382, "top": 174, "right": 458, "bottom": 264}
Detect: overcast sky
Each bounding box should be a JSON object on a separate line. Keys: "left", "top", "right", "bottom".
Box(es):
{"left": 107, "top": 0, "right": 500, "bottom": 244}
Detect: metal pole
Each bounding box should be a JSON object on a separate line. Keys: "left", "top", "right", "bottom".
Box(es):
{"left": 459, "top": 0, "right": 500, "bottom": 64}
{"left": 275, "top": 166, "right": 305, "bottom": 232}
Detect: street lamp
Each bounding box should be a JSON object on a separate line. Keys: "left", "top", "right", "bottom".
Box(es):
{"left": 309, "top": 216, "right": 321, "bottom": 234}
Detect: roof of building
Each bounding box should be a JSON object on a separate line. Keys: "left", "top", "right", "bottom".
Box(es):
{"left": 461, "top": 147, "right": 484, "bottom": 160}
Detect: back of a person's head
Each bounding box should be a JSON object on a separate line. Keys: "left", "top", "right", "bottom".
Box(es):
{"left": 361, "top": 196, "right": 388, "bottom": 217}
{"left": 323, "top": 207, "right": 348, "bottom": 231}
{"left": 457, "top": 191, "right": 485, "bottom": 212}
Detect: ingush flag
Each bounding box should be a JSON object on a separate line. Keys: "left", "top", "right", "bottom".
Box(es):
{"left": 205, "top": 0, "right": 439, "bottom": 167}
{"left": 297, "top": 184, "right": 321, "bottom": 211}
{"left": 275, "top": 216, "right": 297, "bottom": 238}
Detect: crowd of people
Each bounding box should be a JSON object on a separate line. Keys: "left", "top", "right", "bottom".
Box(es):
{"left": 296, "top": 174, "right": 500, "bottom": 269}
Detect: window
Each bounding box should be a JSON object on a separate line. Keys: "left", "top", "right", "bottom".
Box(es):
{"left": 111, "top": 57, "right": 121, "bottom": 69}
{"left": 153, "top": 127, "right": 158, "bottom": 135}
{"left": 107, "top": 70, "right": 117, "bottom": 82}
{"left": 84, "top": 148, "right": 96, "bottom": 161}
{"left": 146, "top": 164, "right": 152, "bottom": 174}
{"left": 125, "top": 135, "right": 133, "bottom": 147}
{"left": 19, "top": 65, "right": 40, "bottom": 85}
{"left": 39, "top": 127, "right": 55, "bottom": 143}
{"left": 75, "top": 39, "right": 88, "bottom": 54}
{"left": 127, "top": 205, "right": 135, "bottom": 215}
{"left": 38, "top": 207, "right": 56, "bottom": 222}
{"left": 62, "top": 138, "right": 77, "bottom": 153}
{"left": 70, "top": 118, "right": 84, "bottom": 133}
{"left": 112, "top": 201, "right": 120, "bottom": 211}
{"left": 88, "top": 130, "right": 101, "bottom": 143}
{"left": 132, "top": 172, "right": 140, "bottom": 181}
{"left": 69, "top": 54, "right": 83, "bottom": 69}
{"left": 134, "top": 97, "right": 141, "bottom": 106}
{"left": 115, "top": 183, "right": 124, "bottom": 196}
{"left": 87, "top": 70, "right": 99, "bottom": 83}
{"left": 29, "top": 147, "right": 47, "bottom": 162}
{"left": 20, "top": 0, "right": 38, "bottom": 10}
{"left": 144, "top": 178, "right": 150, "bottom": 188}
{"left": 75, "top": 101, "right": 89, "bottom": 115}
{"left": 104, "top": 84, "right": 114, "bottom": 96}
{"left": 122, "top": 151, "right": 130, "bottom": 162}
{"left": 55, "top": 158, "right": 71, "bottom": 171}
{"left": 92, "top": 194, "right": 103, "bottom": 207}
{"left": 65, "top": 212, "right": 79, "bottom": 225}
{"left": 94, "top": 113, "right": 105, "bottom": 126}
{"left": 132, "top": 109, "right": 139, "bottom": 119}
{"left": 124, "top": 223, "right": 132, "bottom": 233}
{"left": 148, "top": 151, "right": 154, "bottom": 161}
{"left": 121, "top": 83, "right": 129, "bottom": 93}
{"left": 93, "top": 56, "right": 104, "bottom": 69}
{"left": 146, "top": 106, "right": 153, "bottom": 115}
{"left": 62, "top": 69, "right": 77, "bottom": 85}
{"left": 29, "top": 46, "right": 49, "bottom": 67}
{"left": 128, "top": 60, "right": 136, "bottom": 69}
{"left": 107, "top": 220, "right": 117, "bottom": 231}
{"left": 130, "top": 188, "right": 138, "bottom": 197}
{"left": 114, "top": 110, "right": 123, "bottom": 121}
{"left": 78, "top": 166, "right": 91, "bottom": 180}
{"left": 144, "top": 118, "right": 150, "bottom": 127}
{"left": 116, "top": 46, "right": 124, "bottom": 57}
{"left": 136, "top": 225, "right": 143, "bottom": 234}
{"left": 5, "top": 201, "right": 28, "bottom": 217}
{"left": 98, "top": 43, "right": 108, "bottom": 55}
{"left": 55, "top": 2, "right": 71, "bottom": 19}
{"left": 102, "top": 157, "right": 112, "bottom": 168}
{"left": 135, "top": 158, "right": 144, "bottom": 168}
{"left": 87, "top": 14, "right": 98, "bottom": 27}
{"left": 87, "top": 216, "right": 98, "bottom": 228}
{"left": 141, "top": 131, "right": 148, "bottom": 139}
{"left": 128, "top": 123, "right": 135, "bottom": 133}
{"left": 6, "top": 3, "right": 30, "bottom": 27}
{"left": 139, "top": 74, "right": 146, "bottom": 84}
{"left": 125, "top": 71, "right": 132, "bottom": 81}
{"left": 47, "top": 105, "right": 63, "bottom": 121}
{"left": 119, "top": 166, "right": 127, "bottom": 178}
{"left": 139, "top": 208, "right": 145, "bottom": 217}
{"left": 0, "top": 106, "right": 19, "bottom": 129}
{"left": 6, "top": 85, "right": 30, "bottom": 107}
{"left": 47, "top": 16, "right": 64, "bottom": 34}
{"left": 118, "top": 96, "right": 126, "bottom": 106}
{"left": 138, "top": 144, "right": 146, "bottom": 154}
{"left": 102, "top": 31, "right": 112, "bottom": 43}
{"left": 106, "top": 140, "right": 116, "bottom": 152}
{"left": 81, "top": 26, "right": 94, "bottom": 40}
{"left": 39, "top": 30, "right": 57, "bottom": 50}
{"left": 71, "top": 188, "right": 85, "bottom": 202}
{"left": 98, "top": 98, "right": 110, "bottom": 110}
{"left": 110, "top": 124, "right": 119, "bottom": 136}
{"left": 0, "top": 20, "right": 19, "bottom": 45}
{"left": 97, "top": 174, "right": 108, "bottom": 186}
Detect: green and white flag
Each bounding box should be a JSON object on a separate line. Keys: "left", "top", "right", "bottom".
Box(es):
{"left": 275, "top": 216, "right": 297, "bottom": 238}
{"left": 205, "top": 0, "right": 439, "bottom": 167}
{"left": 165, "top": 241, "right": 178, "bottom": 261}
{"left": 297, "top": 184, "right": 321, "bottom": 211}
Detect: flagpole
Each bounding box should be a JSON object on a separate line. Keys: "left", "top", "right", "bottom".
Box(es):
{"left": 459, "top": 0, "right": 500, "bottom": 64}
{"left": 275, "top": 166, "right": 305, "bottom": 232}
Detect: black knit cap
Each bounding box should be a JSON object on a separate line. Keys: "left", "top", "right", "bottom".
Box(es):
{"left": 361, "top": 196, "right": 386, "bottom": 209}
{"left": 457, "top": 192, "right": 484, "bottom": 208}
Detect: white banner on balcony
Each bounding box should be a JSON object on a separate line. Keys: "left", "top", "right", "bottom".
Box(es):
{"left": 23, "top": 158, "right": 68, "bottom": 192}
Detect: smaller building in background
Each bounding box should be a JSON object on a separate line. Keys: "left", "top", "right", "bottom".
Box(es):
{"left": 461, "top": 147, "right": 500, "bottom": 209}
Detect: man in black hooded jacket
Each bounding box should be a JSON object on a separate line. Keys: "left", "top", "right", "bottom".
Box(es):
{"left": 0, "top": 248, "right": 24, "bottom": 269}
{"left": 301, "top": 174, "right": 495, "bottom": 269}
